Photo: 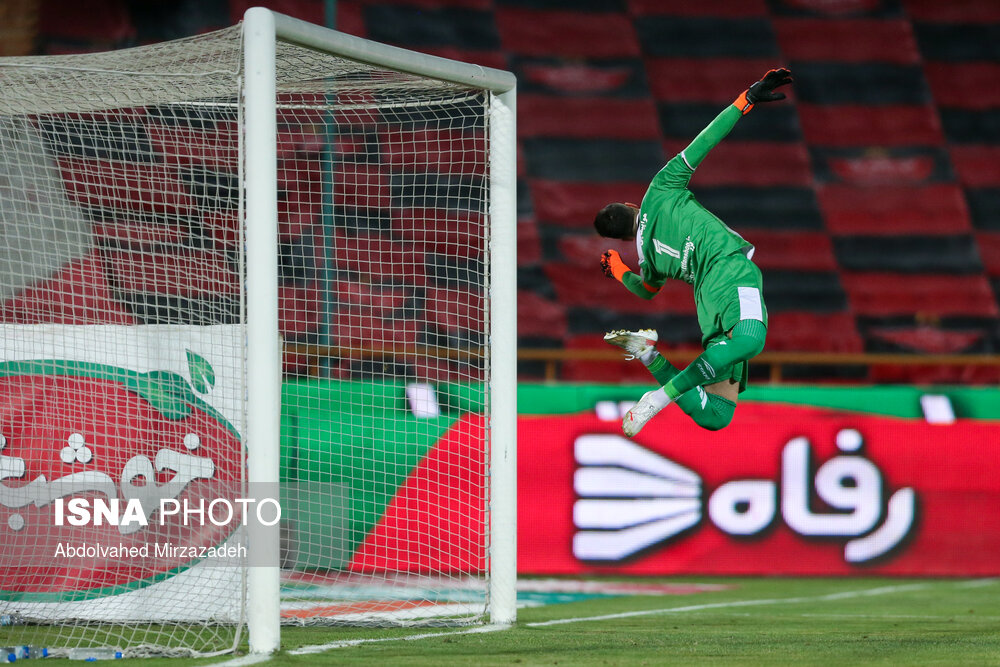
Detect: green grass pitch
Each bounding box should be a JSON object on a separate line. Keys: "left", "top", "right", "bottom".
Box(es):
{"left": 117, "top": 577, "right": 1000, "bottom": 666}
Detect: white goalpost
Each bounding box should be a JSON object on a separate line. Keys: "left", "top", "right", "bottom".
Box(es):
{"left": 0, "top": 7, "right": 516, "bottom": 657}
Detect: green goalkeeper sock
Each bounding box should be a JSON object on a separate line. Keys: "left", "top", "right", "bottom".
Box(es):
{"left": 645, "top": 353, "right": 679, "bottom": 386}
{"left": 663, "top": 319, "right": 767, "bottom": 400}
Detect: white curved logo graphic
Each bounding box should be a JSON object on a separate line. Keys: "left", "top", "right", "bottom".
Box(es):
{"left": 573, "top": 429, "right": 916, "bottom": 565}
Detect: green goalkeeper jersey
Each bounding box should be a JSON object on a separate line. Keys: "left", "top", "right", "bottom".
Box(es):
{"left": 623, "top": 104, "right": 755, "bottom": 298}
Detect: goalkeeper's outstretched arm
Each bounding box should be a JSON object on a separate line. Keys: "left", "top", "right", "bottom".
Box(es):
{"left": 680, "top": 68, "right": 793, "bottom": 170}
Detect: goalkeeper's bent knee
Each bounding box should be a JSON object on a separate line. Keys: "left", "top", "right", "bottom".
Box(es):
{"left": 663, "top": 319, "right": 767, "bottom": 400}
{"left": 676, "top": 388, "right": 736, "bottom": 431}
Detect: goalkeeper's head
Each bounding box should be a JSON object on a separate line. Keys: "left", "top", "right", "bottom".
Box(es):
{"left": 594, "top": 203, "right": 639, "bottom": 240}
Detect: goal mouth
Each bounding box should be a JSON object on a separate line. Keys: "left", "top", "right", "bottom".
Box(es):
{"left": 0, "top": 7, "right": 516, "bottom": 657}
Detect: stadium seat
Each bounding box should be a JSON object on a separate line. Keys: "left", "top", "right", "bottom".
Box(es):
{"left": 517, "top": 219, "right": 542, "bottom": 267}
{"left": 390, "top": 208, "right": 486, "bottom": 260}
{"left": 695, "top": 186, "right": 824, "bottom": 230}
{"left": 279, "top": 284, "right": 324, "bottom": 337}
{"left": 634, "top": 16, "right": 779, "bottom": 58}
{"left": 379, "top": 127, "right": 487, "bottom": 176}
{"left": 101, "top": 248, "right": 239, "bottom": 297}
{"left": 58, "top": 157, "right": 196, "bottom": 215}
{"left": 645, "top": 58, "right": 779, "bottom": 104}
{"left": 530, "top": 180, "right": 647, "bottom": 228}
{"left": 967, "top": 189, "right": 1000, "bottom": 230}
{"left": 425, "top": 285, "right": 485, "bottom": 335}
{"left": 517, "top": 289, "right": 568, "bottom": 341}
{"left": 840, "top": 272, "right": 999, "bottom": 317}
{"left": 659, "top": 141, "right": 811, "bottom": 187}
{"left": 37, "top": 0, "right": 134, "bottom": 45}
{"left": 833, "top": 235, "right": 982, "bottom": 274}
{"left": 950, "top": 146, "right": 1000, "bottom": 187}
{"left": 904, "top": 0, "right": 1000, "bottom": 23}
{"left": 0, "top": 250, "right": 135, "bottom": 325}
{"left": 811, "top": 146, "right": 949, "bottom": 186}
{"left": 760, "top": 270, "right": 848, "bottom": 312}
{"left": 764, "top": 311, "right": 863, "bottom": 353}
{"left": 817, "top": 184, "right": 971, "bottom": 235}
{"left": 791, "top": 63, "right": 930, "bottom": 106}
{"left": 331, "top": 231, "right": 426, "bottom": 285}
{"left": 744, "top": 231, "right": 837, "bottom": 272}
{"left": 627, "top": 0, "right": 768, "bottom": 16}
{"left": 796, "top": 104, "right": 943, "bottom": 147}
{"left": 939, "top": 109, "right": 1000, "bottom": 144}
{"left": 544, "top": 261, "right": 696, "bottom": 315}
{"left": 774, "top": 19, "right": 919, "bottom": 64}
{"left": 974, "top": 233, "right": 1000, "bottom": 276}
{"left": 518, "top": 95, "right": 661, "bottom": 140}
{"left": 924, "top": 63, "right": 1000, "bottom": 110}
{"left": 496, "top": 8, "right": 639, "bottom": 58}
{"left": 147, "top": 121, "right": 239, "bottom": 169}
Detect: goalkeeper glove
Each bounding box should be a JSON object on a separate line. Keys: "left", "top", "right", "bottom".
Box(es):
{"left": 601, "top": 249, "right": 632, "bottom": 283}
{"left": 734, "top": 67, "right": 793, "bottom": 115}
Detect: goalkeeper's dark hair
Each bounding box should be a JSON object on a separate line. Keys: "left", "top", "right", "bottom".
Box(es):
{"left": 594, "top": 203, "right": 635, "bottom": 239}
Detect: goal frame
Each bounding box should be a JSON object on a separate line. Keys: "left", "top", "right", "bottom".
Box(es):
{"left": 242, "top": 8, "right": 518, "bottom": 654}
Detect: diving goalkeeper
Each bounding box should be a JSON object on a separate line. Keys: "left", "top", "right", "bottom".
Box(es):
{"left": 595, "top": 68, "right": 793, "bottom": 437}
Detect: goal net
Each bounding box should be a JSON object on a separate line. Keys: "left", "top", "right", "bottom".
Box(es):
{"left": 0, "top": 9, "right": 516, "bottom": 657}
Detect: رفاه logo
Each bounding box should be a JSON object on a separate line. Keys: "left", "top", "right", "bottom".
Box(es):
{"left": 572, "top": 429, "right": 916, "bottom": 564}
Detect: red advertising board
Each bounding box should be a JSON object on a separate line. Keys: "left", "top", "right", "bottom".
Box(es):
{"left": 518, "top": 402, "right": 1000, "bottom": 576}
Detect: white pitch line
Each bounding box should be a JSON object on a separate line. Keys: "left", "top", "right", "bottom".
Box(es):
{"left": 525, "top": 583, "right": 931, "bottom": 627}
{"left": 209, "top": 578, "right": 998, "bottom": 661}
{"left": 289, "top": 623, "right": 511, "bottom": 654}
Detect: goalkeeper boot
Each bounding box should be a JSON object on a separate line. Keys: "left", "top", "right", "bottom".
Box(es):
{"left": 623, "top": 388, "right": 671, "bottom": 437}
{"left": 604, "top": 328, "right": 658, "bottom": 361}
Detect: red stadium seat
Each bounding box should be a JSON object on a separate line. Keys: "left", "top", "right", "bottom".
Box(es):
{"left": 775, "top": 19, "right": 919, "bottom": 64}
{"left": 279, "top": 159, "right": 324, "bottom": 240}
{"left": 517, "top": 219, "right": 542, "bottom": 267}
{"left": 0, "top": 250, "right": 135, "bottom": 325}
{"left": 147, "top": 121, "right": 239, "bottom": 170}
{"left": 38, "top": 0, "right": 134, "bottom": 43}
{"left": 530, "top": 180, "right": 647, "bottom": 228}
{"left": 332, "top": 231, "right": 426, "bottom": 285}
{"left": 496, "top": 9, "right": 639, "bottom": 58}
{"left": 646, "top": 58, "right": 780, "bottom": 103}
{"left": 925, "top": 63, "right": 1000, "bottom": 110}
{"left": 279, "top": 284, "right": 324, "bottom": 337}
{"left": 58, "top": 157, "right": 196, "bottom": 216}
{"left": 390, "top": 208, "right": 485, "bottom": 260}
{"left": 660, "top": 141, "right": 812, "bottom": 187}
{"left": 840, "top": 272, "right": 998, "bottom": 317}
{"left": 544, "top": 262, "right": 696, "bottom": 315}
{"left": 974, "top": 233, "right": 1000, "bottom": 277}
{"left": 102, "top": 248, "right": 239, "bottom": 297}
{"left": 379, "top": 127, "right": 487, "bottom": 176}
{"left": 817, "top": 184, "right": 971, "bottom": 235}
{"left": 333, "top": 164, "right": 393, "bottom": 211}
{"left": 764, "top": 311, "right": 863, "bottom": 353}
{"left": 425, "top": 286, "right": 485, "bottom": 334}
{"left": 518, "top": 96, "right": 661, "bottom": 140}
{"left": 744, "top": 231, "right": 838, "bottom": 272}
{"left": 797, "top": 104, "right": 943, "bottom": 147}
{"left": 627, "top": 0, "right": 767, "bottom": 16}
{"left": 903, "top": 0, "right": 1000, "bottom": 23}
{"left": 949, "top": 146, "right": 1000, "bottom": 188}
{"left": 517, "top": 290, "right": 568, "bottom": 340}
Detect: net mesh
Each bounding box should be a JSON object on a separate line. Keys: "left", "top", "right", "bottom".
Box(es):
{"left": 0, "top": 22, "right": 493, "bottom": 656}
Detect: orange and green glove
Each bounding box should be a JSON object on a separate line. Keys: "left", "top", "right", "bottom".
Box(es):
{"left": 600, "top": 249, "right": 631, "bottom": 282}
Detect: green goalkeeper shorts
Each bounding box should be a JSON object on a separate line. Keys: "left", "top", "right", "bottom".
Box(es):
{"left": 695, "top": 252, "right": 768, "bottom": 392}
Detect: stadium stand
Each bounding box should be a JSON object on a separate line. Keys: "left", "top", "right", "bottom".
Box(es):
{"left": 9, "top": 0, "right": 1000, "bottom": 383}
